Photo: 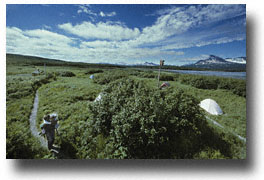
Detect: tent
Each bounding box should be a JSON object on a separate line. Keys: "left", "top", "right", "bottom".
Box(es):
{"left": 160, "top": 82, "right": 170, "bottom": 89}
{"left": 94, "top": 93, "right": 103, "bottom": 102}
{"left": 32, "top": 69, "right": 40, "bottom": 76}
{"left": 199, "top": 99, "right": 223, "bottom": 115}
{"left": 90, "top": 75, "right": 94, "bottom": 79}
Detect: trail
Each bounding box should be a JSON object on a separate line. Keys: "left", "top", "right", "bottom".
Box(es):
{"left": 205, "top": 116, "right": 246, "bottom": 143}
{"left": 29, "top": 91, "right": 47, "bottom": 148}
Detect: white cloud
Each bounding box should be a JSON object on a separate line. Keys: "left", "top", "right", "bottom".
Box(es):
{"left": 6, "top": 27, "right": 76, "bottom": 59}
{"left": 6, "top": 26, "right": 184, "bottom": 64}
{"left": 77, "top": 5, "right": 97, "bottom": 16}
{"left": 125, "top": 4, "right": 246, "bottom": 51}
{"left": 99, "top": 11, "right": 116, "bottom": 17}
{"left": 99, "top": 11, "right": 105, "bottom": 17}
{"left": 6, "top": 5, "right": 245, "bottom": 65}
{"left": 58, "top": 21, "right": 140, "bottom": 41}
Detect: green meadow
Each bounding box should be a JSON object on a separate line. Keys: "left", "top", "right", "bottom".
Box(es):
{"left": 6, "top": 54, "right": 246, "bottom": 159}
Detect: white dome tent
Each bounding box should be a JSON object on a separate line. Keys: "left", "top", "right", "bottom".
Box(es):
{"left": 199, "top": 99, "right": 223, "bottom": 115}
{"left": 94, "top": 93, "right": 103, "bottom": 102}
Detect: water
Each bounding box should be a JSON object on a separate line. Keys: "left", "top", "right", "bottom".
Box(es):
{"left": 163, "top": 69, "right": 246, "bottom": 79}
{"left": 29, "top": 91, "right": 47, "bottom": 148}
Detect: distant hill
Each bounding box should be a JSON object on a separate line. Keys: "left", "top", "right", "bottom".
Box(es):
{"left": 182, "top": 55, "right": 246, "bottom": 71}
{"left": 6, "top": 54, "right": 66, "bottom": 66}
{"left": 115, "top": 61, "right": 158, "bottom": 66}
{"left": 6, "top": 54, "right": 123, "bottom": 69}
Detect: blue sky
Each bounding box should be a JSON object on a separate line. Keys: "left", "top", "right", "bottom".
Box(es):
{"left": 6, "top": 4, "right": 246, "bottom": 65}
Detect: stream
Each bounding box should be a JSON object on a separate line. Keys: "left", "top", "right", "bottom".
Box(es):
{"left": 29, "top": 91, "right": 47, "bottom": 148}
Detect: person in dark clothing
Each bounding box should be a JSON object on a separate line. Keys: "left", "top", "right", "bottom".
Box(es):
{"left": 40, "top": 113, "right": 59, "bottom": 152}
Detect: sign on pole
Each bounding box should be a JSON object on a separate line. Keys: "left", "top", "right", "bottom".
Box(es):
{"left": 160, "top": 60, "right": 165, "bottom": 66}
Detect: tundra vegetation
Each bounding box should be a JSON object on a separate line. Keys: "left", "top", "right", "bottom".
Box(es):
{"left": 6, "top": 54, "right": 246, "bottom": 159}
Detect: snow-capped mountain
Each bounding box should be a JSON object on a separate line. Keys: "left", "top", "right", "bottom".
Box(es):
{"left": 183, "top": 55, "right": 246, "bottom": 71}
{"left": 225, "top": 57, "right": 246, "bottom": 64}
{"left": 142, "top": 62, "right": 158, "bottom": 66}
{"left": 194, "top": 55, "right": 230, "bottom": 65}
{"left": 114, "top": 61, "right": 158, "bottom": 66}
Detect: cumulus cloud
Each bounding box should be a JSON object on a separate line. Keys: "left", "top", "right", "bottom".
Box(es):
{"left": 99, "top": 11, "right": 116, "bottom": 17}
{"left": 58, "top": 21, "right": 140, "bottom": 41}
{"left": 6, "top": 5, "right": 246, "bottom": 65}
{"left": 6, "top": 27, "right": 183, "bottom": 64}
{"left": 129, "top": 4, "right": 246, "bottom": 50}
{"left": 6, "top": 27, "right": 76, "bottom": 59}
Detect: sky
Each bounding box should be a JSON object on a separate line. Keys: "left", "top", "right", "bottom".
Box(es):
{"left": 6, "top": 4, "right": 246, "bottom": 65}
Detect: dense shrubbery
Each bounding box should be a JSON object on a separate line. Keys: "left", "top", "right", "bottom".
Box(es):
{"left": 218, "top": 78, "right": 246, "bottom": 97}
{"left": 36, "top": 77, "right": 102, "bottom": 158}
{"left": 81, "top": 78, "right": 232, "bottom": 159}
{"left": 179, "top": 74, "right": 246, "bottom": 97}
{"left": 136, "top": 71, "right": 177, "bottom": 81}
{"left": 93, "top": 70, "right": 129, "bottom": 85}
{"left": 6, "top": 120, "right": 46, "bottom": 159}
{"left": 138, "top": 71, "right": 156, "bottom": 79}
{"left": 31, "top": 73, "right": 57, "bottom": 91}
{"left": 85, "top": 69, "right": 104, "bottom": 75}
{"left": 6, "top": 75, "right": 51, "bottom": 158}
{"left": 159, "top": 73, "right": 176, "bottom": 81}
{"left": 6, "top": 77, "right": 33, "bottom": 101}
{"left": 180, "top": 75, "right": 219, "bottom": 90}
{"left": 6, "top": 74, "right": 55, "bottom": 101}
{"left": 58, "top": 71, "right": 76, "bottom": 77}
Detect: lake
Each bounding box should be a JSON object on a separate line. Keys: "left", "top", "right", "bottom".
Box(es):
{"left": 162, "top": 69, "right": 246, "bottom": 79}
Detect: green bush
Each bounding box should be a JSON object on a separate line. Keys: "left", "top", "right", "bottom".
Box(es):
{"left": 31, "top": 73, "right": 57, "bottom": 91}
{"left": 6, "top": 75, "right": 50, "bottom": 158}
{"left": 59, "top": 71, "right": 76, "bottom": 77}
{"left": 85, "top": 69, "right": 104, "bottom": 74}
{"left": 139, "top": 71, "right": 157, "bottom": 79}
{"left": 85, "top": 78, "right": 217, "bottom": 159}
{"left": 136, "top": 71, "right": 177, "bottom": 81}
{"left": 179, "top": 74, "right": 246, "bottom": 97}
{"left": 160, "top": 74, "right": 176, "bottom": 81}
{"left": 218, "top": 79, "right": 246, "bottom": 97}
{"left": 6, "top": 121, "right": 47, "bottom": 159}
{"left": 93, "top": 70, "right": 129, "bottom": 85}
{"left": 179, "top": 75, "right": 219, "bottom": 90}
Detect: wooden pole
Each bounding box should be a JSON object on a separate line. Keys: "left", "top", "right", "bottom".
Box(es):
{"left": 157, "top": 65, "right": 161, "bottom": 88}
{"left": 44, "top": 63, "right": 46, "bottom": 76}
{"left": 157, "top": 59, "right": 164, "bottom": 88}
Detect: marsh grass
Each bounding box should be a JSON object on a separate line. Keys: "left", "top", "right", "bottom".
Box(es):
{"left": 6, "top": 56, "right": 246, "bottom": 159}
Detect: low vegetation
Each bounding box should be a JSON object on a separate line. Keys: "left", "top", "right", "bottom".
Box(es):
{"left": 6, "top": 54, "right": 246, "bottom": 159}
{"left": 6, "top": 75, "right": 53, "bottom": 158}
{"left": 179, "top": 74, "right": 246, "bottom": 97}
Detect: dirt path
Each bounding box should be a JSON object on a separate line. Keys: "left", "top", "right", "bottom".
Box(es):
{"left": 29, "top": 91, "right": 47, "bottom": 148}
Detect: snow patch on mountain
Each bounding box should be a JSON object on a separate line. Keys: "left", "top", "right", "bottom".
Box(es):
{"left": 225, "top": 57, "right": 246, "bottom": 64}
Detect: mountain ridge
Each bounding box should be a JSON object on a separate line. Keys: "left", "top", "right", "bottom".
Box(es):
{"left": 182, "top": 55, "right": 246, "bottom": 71}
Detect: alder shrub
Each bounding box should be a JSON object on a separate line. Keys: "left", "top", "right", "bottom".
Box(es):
{"left": 6, "top": 76, "right": 51, "bottom": 158}
{"left": 93, "top": 70, "right": 129, "bottom": 85}
{"left": 179, "top": 74, "right": 246, "bottom": 97}
{"left": 137, "top": 71, "right": 177, "bottom": 81}
{"left": 59, "top": 71, "right": 76, "bottom": 77}
{"left": 85, "top": 69, "right": 104, "bottom": 75}
{"left": 86, "top": 78, "right": 212, "bottom": 159}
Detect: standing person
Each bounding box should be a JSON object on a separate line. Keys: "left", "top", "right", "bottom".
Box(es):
{"left": 40, "top": 113, "right": 59, "bottom": 152}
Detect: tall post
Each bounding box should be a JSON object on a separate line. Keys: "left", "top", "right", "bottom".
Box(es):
{"left": 157, "top": 65, "right": 161, "bottom": 88}
{"left": 44, "top": 63, "right": 46, "bottom": 76}
{"left": 157, "top": 59, "right": 164, "bottom": 88}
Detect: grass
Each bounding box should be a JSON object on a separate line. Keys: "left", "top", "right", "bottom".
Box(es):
{"left": 6, "top": 55, "right": 246, "bottom": 159}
